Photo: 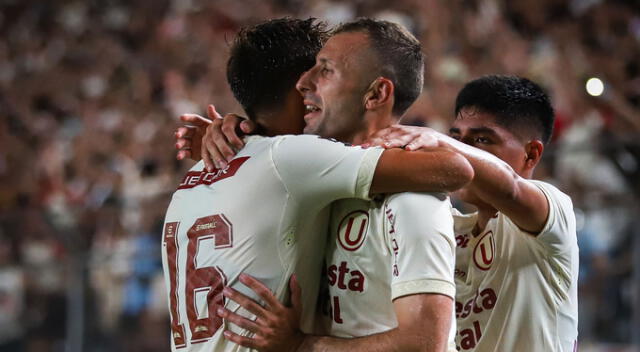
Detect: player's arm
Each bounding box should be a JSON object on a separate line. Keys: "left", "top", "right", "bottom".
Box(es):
{"left": 370, "top": 147, "right": 473, "bottom": 194}
{"left": 440, "top": 134, "right": 548, "bottom": 233}
{"left": 219, "top": 276, "right": 452, "bottom": 352}
{"left": 301, "top": 294, "right": 452, "bottom": 352}
{"left": 196, "top": 113, "right": 474, "bottom": 195}
{"left": 369, "top": 125, "right": 549, "bottom": 233}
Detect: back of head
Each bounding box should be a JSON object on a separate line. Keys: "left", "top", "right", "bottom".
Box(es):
{"left": 227, "top": 18, "right": 328, "bottom": 119}
{"left": 455, "top": 75, "right": 555, "bottom": 144}
{"left": 333, "top": 18, "right": 424, "bottom": 116}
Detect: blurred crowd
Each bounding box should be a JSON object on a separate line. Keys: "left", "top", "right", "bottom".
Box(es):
{"left": 0, "top": 0, "right": 638, "bottom": 351}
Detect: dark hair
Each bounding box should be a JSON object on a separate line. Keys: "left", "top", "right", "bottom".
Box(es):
{"left": 227, "top": 18, "right": 329, "bottom": 118}
{"left": 333, "top": 18, "right": 424, "bottom": 116}
{"left": 455, "top": 75, "right": 555, "bottom": 144}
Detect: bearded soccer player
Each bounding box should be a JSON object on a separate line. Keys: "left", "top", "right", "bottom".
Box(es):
{"left": 163, "top": 18, "right": 471, "bottom": 352}
{"left": 181, "top": 19, "right": 464, "bottom": 352}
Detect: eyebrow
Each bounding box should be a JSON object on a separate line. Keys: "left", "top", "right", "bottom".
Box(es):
{"left": 318, "top": 57, "right": 332, "bottom": 65}
{"left": 449, "top": 127, "right": 498, "bottom": 135}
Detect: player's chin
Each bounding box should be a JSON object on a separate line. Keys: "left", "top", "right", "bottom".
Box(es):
{"left": 303, "top": 121, "right": 321, "bottom": 135}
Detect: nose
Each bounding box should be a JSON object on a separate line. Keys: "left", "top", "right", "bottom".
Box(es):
{"left": 296, "top": 69, "right": 315, "bottom": 95}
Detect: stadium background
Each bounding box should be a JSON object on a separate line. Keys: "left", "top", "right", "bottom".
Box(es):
{"left": 0, "top": 0, "right": 638, "bottom": 351}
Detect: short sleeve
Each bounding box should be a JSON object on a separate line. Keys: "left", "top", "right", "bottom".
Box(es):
{"left": 385, "top": 192, "right": 457, "bottom": 301}
{"left": 530, "top": 180, "right": 577, "bottom": 254}
{"left": 271, "top": 135, "right": 383, "bottom": 205}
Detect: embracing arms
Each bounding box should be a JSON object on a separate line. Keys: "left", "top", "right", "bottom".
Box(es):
{"left": 174, "top": 107, "right": 474, "bottom": 195}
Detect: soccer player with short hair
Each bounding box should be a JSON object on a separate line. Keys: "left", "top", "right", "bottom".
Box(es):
{"left": 294, "top": 19, "right": 459, "bottom": 351}
{"left": 177, "top": 18, "right": 464, "bottom": 351}
{"left": 163, "top": 18, "right": 471, "bottom": 352}
{"left": 368, "top": 75, "right": 579, "bottom": 351}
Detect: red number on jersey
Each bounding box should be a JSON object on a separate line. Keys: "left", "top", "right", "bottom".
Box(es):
{"left": 164, "top": 222, "right": 187, "bottom": 348}
{"left": 163, "top": 214, "right": 234, "bottom": 348}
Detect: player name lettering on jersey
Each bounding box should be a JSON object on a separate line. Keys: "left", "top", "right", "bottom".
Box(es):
{"left": 385, "top": 207, "right": 400, "bottom": 276}
{"left": 177, "top": 157, "right": 250, "bottom": 190}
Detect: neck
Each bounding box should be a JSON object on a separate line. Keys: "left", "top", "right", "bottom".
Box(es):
{"left": 348, "top": 111, "right": 398, "bottom": 145}
{"left": 520, "top": 169, "right": 534, "bottom": 179}
{"left": 253, "top": 112, "right": 279, "bottom": 137}
{"left": 253, "top": 110, "right": 304, "bottom": 137}
{"left": 457, "top": 192, "right": 497, "bottom": 234}
{"left": 477, "top": 205, "right": 497, "bottom": 227}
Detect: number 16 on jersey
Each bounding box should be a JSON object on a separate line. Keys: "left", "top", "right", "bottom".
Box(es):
{"left": 163, "top": 215, "right": 233, "bottom": 348}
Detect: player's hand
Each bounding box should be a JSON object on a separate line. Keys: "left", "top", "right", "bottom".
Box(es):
{"left": 201, "top": 107, "right": 257, "bottom": 171}
{"left": 174, "top": 113, "right": 213, "bottom": 161}
{"left": 217, "top": 274, "right": 304, "bottom": 352}
{"left": 364, "top": 125, "right": 441, "bottom": 150}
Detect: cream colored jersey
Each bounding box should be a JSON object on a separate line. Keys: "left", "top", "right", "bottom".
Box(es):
{"left": 453, "top": 180, "right": 579, "bottom": 352}
{"left": 161, "top": 135, "right": 382, "bottom": 352}
{"left": 321, "top": 192, "right": 457, "bottom": 349}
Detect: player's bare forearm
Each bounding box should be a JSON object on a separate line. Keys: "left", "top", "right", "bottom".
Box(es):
{"left": 370, "top": 147, "right": 474, "bottom": 195}
{"left": 299, "top": 331, "right": 399, "bottom": 352}
{"left": 299, "top": 330, "right": 433, "bottom": 352}
{"left": 439, "top": 136, "right": 549, "bottom": 232}
{"left": 300, "top": 294, "right": 452, "bottom": 352}
{"left": 368, "top": 124, "right": 549, "bottom": 233}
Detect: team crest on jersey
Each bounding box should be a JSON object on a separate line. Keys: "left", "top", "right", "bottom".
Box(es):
{"left": 337, "top": 210, "right": 369, "bottom": 251}
{"left": 473, "top": 231, "right": 495, "bottom": 270}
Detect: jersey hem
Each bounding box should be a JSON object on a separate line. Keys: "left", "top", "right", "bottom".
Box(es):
{"left": 355, "top": 148, "right": 384, "bottom": 200}
{"left": 391, "top": 279, "right": 455, "bottom": 300}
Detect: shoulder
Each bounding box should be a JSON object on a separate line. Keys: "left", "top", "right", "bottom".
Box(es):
{"left": 273, "top": 134, "right": 352, "bottom": 145}
{"left": 270, "top": 134, "right": 373, "bottom": 156}
{"left": 527, "top": 179, "right": 574, "bottom": 213}
{"left": 384, "top": 192, "right": 454, "bottom": 235}
{"left": 520, "top": 180, "right": 577, "bottom": 251}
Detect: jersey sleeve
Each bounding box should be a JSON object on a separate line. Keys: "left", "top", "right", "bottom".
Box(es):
{"left": 385, "top": 192, "right": 457, "bottom": 301}
{"left": 271, "top": 135, "right": 383, "bottom": 205}
{"left": 530, "top": 180, "right": 577, "bottom": 255}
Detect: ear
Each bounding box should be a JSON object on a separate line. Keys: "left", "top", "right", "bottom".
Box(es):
{"left": 524, "top": 140, "right": 544, "bottom": 170}
{"left": 363, "top": 77, "right": 394, "bottom": 111}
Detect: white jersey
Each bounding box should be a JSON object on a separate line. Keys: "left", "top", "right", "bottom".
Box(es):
{"left": 453, "top": 180, "right": 579, "bottom": 352}
{"left": 321, "top": 192, "right": 457, "bottom": 350}
{"left": 161, "top": 135, "right": 382, "bottom": 352}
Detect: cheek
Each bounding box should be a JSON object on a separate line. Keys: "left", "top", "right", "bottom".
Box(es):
{"left": 477, "top": 144, "right": 524, "bottom": 166}
{"left": 498, "top": 147, "right": 527, "bottom": 169}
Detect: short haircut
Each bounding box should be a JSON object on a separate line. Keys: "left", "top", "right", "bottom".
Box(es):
{"left": 227, "top": 18, "right": 329, "bottom": 118}
{"left": 333, "top": 18, "right": 424, "bottom": 116}
{"left": 455, "top": 75, "right": 555, "bottom": 144}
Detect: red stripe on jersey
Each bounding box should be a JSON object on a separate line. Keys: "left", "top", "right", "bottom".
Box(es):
{"left": 178, "top": 157, "right": 250, "bottom": 190}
